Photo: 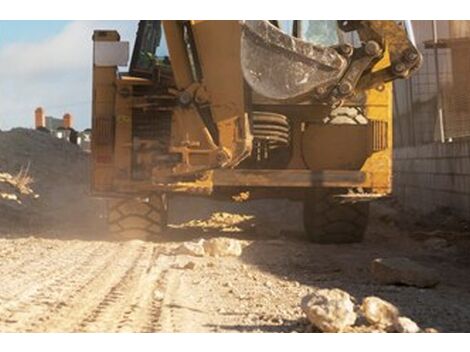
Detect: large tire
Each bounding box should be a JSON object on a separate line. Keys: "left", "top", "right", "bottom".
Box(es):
{"left": 107, "top": 194, "right": 168, "bottom": 241}
{"left": 303, "top": 189, "right": 369, "bottom": 244}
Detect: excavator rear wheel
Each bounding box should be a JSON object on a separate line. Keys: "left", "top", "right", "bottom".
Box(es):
{"left": 303, "top": 189, "right": 369, "bottom": 244}
{"left": 107, "top": 194, "right": 168, "bottom": 241}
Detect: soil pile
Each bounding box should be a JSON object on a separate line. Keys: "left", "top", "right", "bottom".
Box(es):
{"left": 0, "top": 128, "right": 105, "bottom": 236}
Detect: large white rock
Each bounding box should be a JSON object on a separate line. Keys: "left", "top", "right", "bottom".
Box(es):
{"left": 361, "top": 296, "right": 399, "bottom": 327}
{"left": 175, "top": 239, "right": 206, "bottom": 257}
{"left": 371, "top": 257, "right": 440, "bottom": 288}
{"left": 301, "top": 288, "right": 357, "bottom": 333}
{"left": 203, "top": 238, "right": 243, "bottom": 257}
{"left": 394, "top": 316, "right": 420, "bottom": 333}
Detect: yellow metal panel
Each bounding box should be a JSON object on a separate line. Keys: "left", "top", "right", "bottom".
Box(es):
{"left": 362, "top": 48, "right": 393, "bottom": 192}
{"left": 162, "top": 21, "right": 194, "bottom": 89}
{"left": 91, "top": 31, "right": 120, "bottom": 193}
{"left": 113, "top": 80, "right": 133, "bottom": 181}
{"left": 302, "top": 124, "right": 370, "bottom": 172}
{"left": 191, "top": 21, "right": 244, "bottom": 123}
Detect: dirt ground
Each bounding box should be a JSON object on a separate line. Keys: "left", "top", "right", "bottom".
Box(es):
{"left": 0, "top": 129, "right": 470, "bottom": 333}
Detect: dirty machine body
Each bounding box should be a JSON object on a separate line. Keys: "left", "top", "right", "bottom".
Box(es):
{"left": 91, "top": 20, "right": 420, "bottom": 242}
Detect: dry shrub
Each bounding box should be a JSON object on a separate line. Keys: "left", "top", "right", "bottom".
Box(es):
{"left": 12, "top": 162, "right": 34, "bottom": 195}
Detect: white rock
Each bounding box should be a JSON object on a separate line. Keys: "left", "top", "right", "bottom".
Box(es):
{"left": 361, "top": 296, "right": 399, "bottom": 327}
{"left": 301, "top": 288, "right": 357, "bottom": 333}
{"left": 203, "top": 238, "right": 242, "bottom": 257}
{"left": 154, "top": 290, "right": 165, "bottom": 301}
{"left": 175, "top": 239, "right": 205, "bottom": 257}
{"left": 394, "top": 316, "right": 420, "bottom": 333}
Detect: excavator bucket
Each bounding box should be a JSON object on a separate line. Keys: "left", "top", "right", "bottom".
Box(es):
{"left": 240, "top": 20, "right": 348, "bottom": 102}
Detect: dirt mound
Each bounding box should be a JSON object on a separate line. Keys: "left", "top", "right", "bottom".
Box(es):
{"left": 0, "top": 128, "right": 88, "bottom": 187}
{"left": 0, "top": 128, "right": 105, "bottom": 237}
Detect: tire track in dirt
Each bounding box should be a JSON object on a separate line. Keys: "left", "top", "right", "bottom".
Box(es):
{"left": 157, "top": 266, "right": 213, "bottom": 333}
{"left": 0, "top": 241, "right": 111, "bottom": 331}
{"left": 74, "top": 243, "right": 150, "bottom": 332}
{"left": 0, "top": 241, "right": 97, "bottom": 312}
{"left": 111, "top": 246, "right": 173, "bottom": 332}
{"left": 0, "top": 239, "right": 88, "bottom": 279}
{"left": 32, "top": 241, "right": 145, "bottom": 332}
{"left": 157, "top": 270, "right": 183, "bottom": 332}
{"left": 17, "top": 242, "right": 124, "bottom": 331}
{"left": 0, "top": 238, "right": 178, "bottom": 332}
{"left": 34, "top": 240, "right": 173, "bottom": 332}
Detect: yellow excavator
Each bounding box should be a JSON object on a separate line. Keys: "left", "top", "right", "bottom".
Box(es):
{"left": 91, "top": 20, "right": 421, "bottom": 243}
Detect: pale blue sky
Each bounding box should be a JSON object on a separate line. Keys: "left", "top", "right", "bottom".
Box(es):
{"left": 0, "top": 21, "right": 71, "bottom": 47}
{"left": 0, "top": 20, "right": 139, "bottom": 130}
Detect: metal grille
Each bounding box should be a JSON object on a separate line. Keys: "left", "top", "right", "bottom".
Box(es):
{"left": 92, "top": 116, "right": 114, "bottom": 145}
{"left": 394, "top": 20, "right": 470, "bottom": 147}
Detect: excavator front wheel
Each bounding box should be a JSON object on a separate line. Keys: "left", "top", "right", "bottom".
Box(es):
{"left": 303, "top": 189, "right": 369, "bottom": 244}
{"left": 107, "top": 194, "right": 168, "bottom": 241}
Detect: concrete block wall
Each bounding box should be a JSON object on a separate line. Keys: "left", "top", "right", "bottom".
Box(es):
{"left": 393, "top": 140, "right": 470, "bottom": 220}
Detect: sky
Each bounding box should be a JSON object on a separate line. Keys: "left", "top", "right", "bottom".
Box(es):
{"left": 0, "top": 20, "right": 139, "bottom": 130}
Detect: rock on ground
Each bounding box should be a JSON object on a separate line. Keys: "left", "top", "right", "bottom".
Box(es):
{"left": 394, "top": 316, "right": 420, "bottom": 333}
{"left": 301, "top": 288, "right": 357, "bottom": 333}
{"left": 371, "top": 257, "right": 440, "bottom": 288}
{"left": 203, "top": 237, "right": 242, "bottom": 257}
{"left": 175, "top": 239, "right": 206, "bottom": 257}
{"left": 361, "top": 296, "right": 399, "bottom": 328}
{"left": 171, "top": 258, "right": 197, "bottom": 270}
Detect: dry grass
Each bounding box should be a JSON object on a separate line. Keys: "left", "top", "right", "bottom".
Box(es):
{"left": 0, "top": 163, "right": 35, "bottom": 204}
{"left": 12, "top": 162, "right": 34, "bottom": 195}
